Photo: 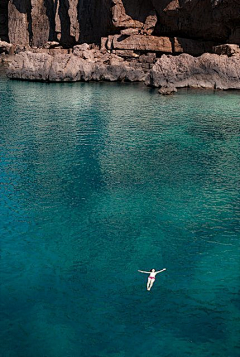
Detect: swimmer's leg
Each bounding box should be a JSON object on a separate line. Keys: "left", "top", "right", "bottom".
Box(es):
{"left": 149, "top": 279, "right": 155, "bottom": 291}
{"left": 147, "top": 278, "right": 151, "bottom": 290}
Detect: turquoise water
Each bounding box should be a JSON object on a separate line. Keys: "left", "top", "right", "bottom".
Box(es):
{"left": 0, "top": 71, "right": 240, "bottom": 357}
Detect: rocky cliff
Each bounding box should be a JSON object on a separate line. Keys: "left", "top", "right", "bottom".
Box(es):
{"left": 2, "top": 0, "right": 240, "bottom": 50}
{"left": 2, "top": 0, "right": 240, "bottom": 93}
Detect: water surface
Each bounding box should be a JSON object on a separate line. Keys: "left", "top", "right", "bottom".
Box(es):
{"left": 0, "top": 72, "right": 240, "bottom": 357}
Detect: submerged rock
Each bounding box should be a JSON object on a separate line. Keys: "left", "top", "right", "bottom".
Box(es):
{"left": 159, "top": 86, "right": 177, "bottom": 95}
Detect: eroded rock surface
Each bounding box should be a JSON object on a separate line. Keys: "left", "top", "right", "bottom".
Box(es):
{"left": 7, "top": 48, "right": 146, "bottom": 82}
{"left": 3, "top": 0, "right": 240, "bottom": 51}
{"left": 7, "top": 45, "right": 240, "bottom": 93}
{"left": 146, "top": 53, "right": 240, "bottom": 90}
{"left": 3, "top": 0, "right": 240, "bottom": 93}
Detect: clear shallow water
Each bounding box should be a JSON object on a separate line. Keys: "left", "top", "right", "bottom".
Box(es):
{"left": 0, "top": 71, "right": 240, "bottom": 357}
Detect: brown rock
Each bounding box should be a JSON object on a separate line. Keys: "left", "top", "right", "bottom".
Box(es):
{"left": 120, "top": 28, "right": 140, "bottom": 36}
{"left": 100, "top": 37, "right": 108, "bottom": 51}
{"left": 139, "top": 53, "right": 157, "bottom": 63}
{"left": 146, "top": 53, "right": 240, "bottom": 90}
{"left": 159, "top": 86, "right": 177, "bottom": 95}
{"left": 152, "top": 0, "right": 240, "bottom": 44}
{"left": 7, "top": 50, "right": 147, "bottom": 83}
{"left": 44, "top": 41, "right": 61, "bottom": 49}
{"left": 107, "top": 36, "right": 114, "bottom": 50}
{"left": 31, "top": 0, "right": 50, "bottom": 47}
{"left": 8, "top": 0, "right": 30, "bottom": 45}
{"left": 115, "top": 50, "right": 139, "bottom": 58}
{"left": 112, "top": 35, "right": 172, "bottom": 52}
{"left": 142, "top": 11, "right": 158, "bottom": 35}
{"left": 213, "top": 44, "right": 240, "bottom": 56}
{"left": 68, "top": 0, "right": 80, "bottom": 42}
{"left": 7, "top": 51, "right": 53, "bottom": 80}
{"left": 49, "top": 48, "right": 69, "bottom": 56}
{"left": 0, "top": 40, "right": 13, "bottom": 54}
{"left": 112, "top": 0, "right": 144, "bottom": 29}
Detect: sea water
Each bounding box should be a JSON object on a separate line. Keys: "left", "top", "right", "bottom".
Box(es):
{"left": 0, "top": 71, "right": 240, "bottom": 357}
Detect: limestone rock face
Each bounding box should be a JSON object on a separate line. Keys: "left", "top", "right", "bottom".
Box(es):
{"left": 111, "top": 0, "right": 240, "bottom": 45}
{"left": 6, "top": 0, "right": 114, "bottom": 47}
{"left": 8, "top": 0, "right": 31, "bottom": 45}
{"left": 111, "top": 0, "right": 154, "bottom": 29}
{"left": 7, "top": 50, "right": 146, "bottom": 82}
{"left": 146, "top": 53, "right": 240, "bottom": 90}
{"left": 3, "top": 0, "right": 240, "bottom": 55}
{"left": 151, "top": 0, "right": 240, "bottom": 44}
{"left": 6, "top": 45, "right": 240, "bottom": 92}
{"left": 7, "top": 51, "right": 53, "bottom": 80}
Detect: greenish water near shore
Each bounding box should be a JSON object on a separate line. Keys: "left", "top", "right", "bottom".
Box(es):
{"left": 1, "top": 72, "right": 240, "bottom": 357}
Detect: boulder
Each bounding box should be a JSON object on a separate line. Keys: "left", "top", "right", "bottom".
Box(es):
{"left": 120, "top": 28, "right": 140, "bottom": 36}
{"left": 159, "top": 86, "right": 177, "bottom": 95}
{"left": 142, "top": 11, "right": 158, "bottom": 35}
{"left": 6, "top": 50, "right": 147, "bottom": 83}
{"left": 0, "top": 40, "right": 13, "bottom": 54}
{"left": 213, "top": 44, "right": 240, "bottom": 56}
{"left": 7, "top": 51, "right": 53, "bottom": 81}
{"left": 112, "top": 35, "right": 172, "bottom": 52}
{"left": 115, "top": 50, "right": 139, "bottom": 58}
{"left": 44, "top": 41, "right": 61, "bottom": 49}
{"left": 146, "top": 53, "right": 240, "bottom": 90}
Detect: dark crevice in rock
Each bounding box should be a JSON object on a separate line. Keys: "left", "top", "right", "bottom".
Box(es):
{"left": 0, "top": 0, "right": 9, "bottom": 41}
{"left": 44, "top": 0, "right": 57, "bottom": 42}
{"left": 78, "top": 0, "right": 115, "bottom": 44}
{"left": 27, "top": 1, "right": 33, "bottom": 46}
{"left": 121, "top": 0, "right": 155, "bottom": 23}
{"left": 59, "top": 0, "right": 76, "bottom": 47}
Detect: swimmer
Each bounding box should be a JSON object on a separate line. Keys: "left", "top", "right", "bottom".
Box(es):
{"left": 138, "top": 268, "right": 166, "bottom": 291}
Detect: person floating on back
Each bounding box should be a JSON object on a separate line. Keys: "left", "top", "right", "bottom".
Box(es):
{"left": 138, "top": 268, "right": 166, "bottom": 291}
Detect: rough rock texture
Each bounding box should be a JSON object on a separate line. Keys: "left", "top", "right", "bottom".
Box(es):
{"left": 3, "top": 0, "right": 240, "bottom": 93}
{"left": 111, "top": 35, "right": 172, "bottom": 52}
{"left": 112, "top": 0, "right": 240, "bottom": 44}
{"left": 107, "top": 34, "right": 215, "bottom": 56}
{"left": 7, "top": 45, "right": 240, "bottom": 93}
{"left": 8, "top": 0, "right": 31, "bottom": 45}
{"left": 213, "top": 44, "right": 240, "bottom": 56}
{"left": 3, "top": 0, "right": 240, "bottom": 50}
{"left": 146, "top": 53, "right": 240, "bottom": 90}
{"left": 0, "top": 40, "right": 13, "bottom": 54}
{"left": 7, "top": 0, "right": 114, "bottom": 47}
{"left": 152, "top": 0, "right": 240, "bottom": 44}
{"left": 159, "top": 86, "right": 177, "bottom": 95}
{"left": 7, "top": 48, "right": 146, "bottom": 82}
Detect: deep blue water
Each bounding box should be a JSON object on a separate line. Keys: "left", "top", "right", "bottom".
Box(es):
{"left": 0, "top": 70, "right": 240, "bottom": 357}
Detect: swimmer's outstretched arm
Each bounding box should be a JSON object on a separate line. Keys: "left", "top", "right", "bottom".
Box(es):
{"left": 138, "top": 270, "right": 150, "bottom": 274}
{"left": 156, "top": 268, "right": 167, "bottom": 274}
